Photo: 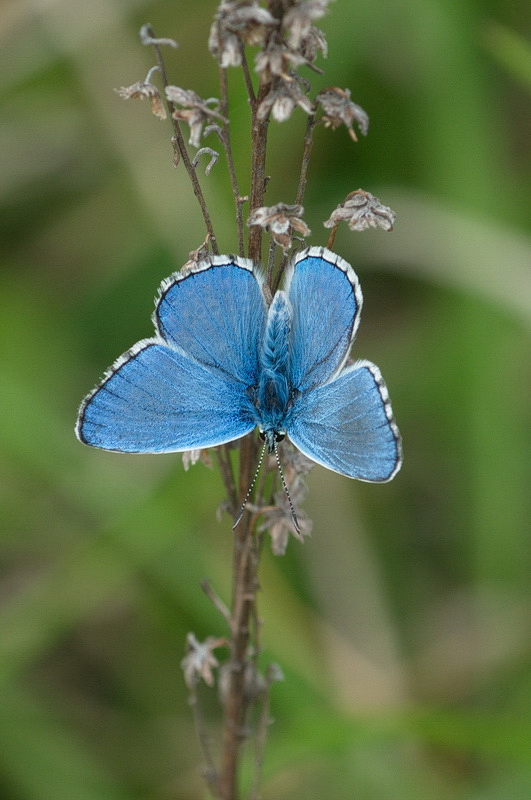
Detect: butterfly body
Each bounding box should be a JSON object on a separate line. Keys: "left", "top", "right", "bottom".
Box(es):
{"left": 76, "top": 247, "right": 402, "bottom": 482}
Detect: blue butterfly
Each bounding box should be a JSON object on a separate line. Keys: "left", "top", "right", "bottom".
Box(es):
{"left": 76, "top": 247, "right": 402, "bottom": 483}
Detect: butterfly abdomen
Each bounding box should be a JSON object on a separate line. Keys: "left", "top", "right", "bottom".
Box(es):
{"left": 257, "top": 291, "right": 292, "bottom": 433}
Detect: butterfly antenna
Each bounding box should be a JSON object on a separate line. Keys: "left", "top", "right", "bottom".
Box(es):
{"left": 232, "top": 442, "right": 267, "bottom": 530}
{"left": 273, "top": 441, "right": 300, "bottom": 534}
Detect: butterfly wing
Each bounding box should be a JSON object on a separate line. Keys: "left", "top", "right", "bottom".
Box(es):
{"left": 155, "top": 256, "right": 266, "bottom": 384}
{"left": 286, "top": 360, "right": 402, "bottom": 481}
{"left": 76, "top": 339, "right": 256, "bottom": 452}
{"left": 286, "top": 247, "right": 362, "bottom": 391}
{"left": 76, "top": 259, "right": 265, "bottom": 452}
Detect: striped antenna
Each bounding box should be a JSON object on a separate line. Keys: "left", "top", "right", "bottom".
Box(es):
{"left": 232, "top": 440, "right": 300, "bottom": 534}
{"left": 273, "top": 440, "right": 300, "bottom": 534}
{"left": 232, "top": 441, "right": 267, "bottom": 530}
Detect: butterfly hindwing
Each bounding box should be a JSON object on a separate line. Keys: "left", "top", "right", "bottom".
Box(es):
{"left": 286, "top": 360, "right": 402, "bottom": 481}
{"left": 76, "top": 339, "right": 255, "bottom": 453}
{"left": 286, "top": 247, "right": 362, "bottom": 391}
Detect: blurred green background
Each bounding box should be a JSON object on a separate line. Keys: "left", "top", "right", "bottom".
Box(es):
{"left": 1, "top": 0, "right": 530, "bottom": 798}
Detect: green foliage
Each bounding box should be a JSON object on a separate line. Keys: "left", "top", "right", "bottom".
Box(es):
{"left": 1, "top": 0, "right": 530, "bottom": 797}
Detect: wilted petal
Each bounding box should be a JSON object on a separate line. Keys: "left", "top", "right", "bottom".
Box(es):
{"left": 248, "top": 202, "right": 310, "bottom": 253}
{"left": 283, "top": 0, "right": 332, "bottom": 49}
{"left": 181, "top": 633, "right": 224, "bottom": 688}
{"left": 299, "top": 26, "right": 328, "bottom": 62}
{"left": 258, "top": 76, "right": 314, "bottom": 122}
{"left": 259, "top": 479, "right": 313, "bottom": 555}
{"left": 209, "top": 1, "right": 277, "bottom": 66}
{"left": 182, "top": 448, "right": 213, "bottom": 469}
{"left": 324, "top": 189, "right": 397, "bottom": 232}
{"left": 316, "top": 87, "right": 369, "bottom": 140}
{"left": 165, "top": 87, "right": 224, "bottom": 147}
{"left": 115, "top": 80, "right": 166, "bottom": 119}
{"left": 255, "top": 41, "right": 306, "bottom": 81}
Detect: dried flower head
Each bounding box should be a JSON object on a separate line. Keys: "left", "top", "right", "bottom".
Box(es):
{"left": 282, "top": 0, "right": 332, "bottom": 50}
{"left": 179, "top": 235, "right": 214, "bottom": 279}
{"left": 247, "top": 203, "right": 310, "bottom": 252}
{"left": 324, "top": 189, "right": 397, "bottom": 232}
{"left": 258, "top": 445, "right": 314, "bottom": 554}
{"left": 182, "top": 448, "right": 213, "bottom": 470}
{"left": 209, "top": 0, "right": 277, "bottom": 67}
{"left": 255, "top": 42, "right": 304, "bottom": 81}
{"left": 257, "top": 74, "right": 314, "bottom": 123}
{"left": 298, "top": 25, "right": 328, "bottom": 62}
{"left": 115, "top": 69, "right": 166, "bottom": 120}
{"left": 181, "top": 633, "right": 225, "bottom": 688}
{"left": 316, "top": 87, "right": 369, "bottom": 141}
{"left": 259, "top": 476, "right": 313, "bottom": 555}
{"left": 165, "top": 87, "right": 226, "bottom": 147}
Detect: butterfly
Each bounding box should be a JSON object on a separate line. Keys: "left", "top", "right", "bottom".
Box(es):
{"left": 76, "top": 247, "right": 402, "bottom": 483}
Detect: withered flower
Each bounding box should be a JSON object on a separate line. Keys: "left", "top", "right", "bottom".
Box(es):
{"left": 165, "top": 86, "right": 226, "bottom": 147}
{"left": 247, "top": 202, "right": 310, "bottom": 252}
{"left": 257, "top": 75, "right": 314, "bottom": 123}
{"left": 298, "top": 25, "right": 328, "bottom": 62}
{"left": 257, "top": 445, "right": 314, "bottom": 555}
{"left": 255, "top": 40, "right": 306, "bottom": 81}
{"left": 181, "top": 633, "right": 225, "bottom": 688}
{"left": 261, "top": 484, "right": 313, "bottom": 555}
{"left": 324, "top": 189, "right": 397, "bottom": 232}
{"left": 209, "top": 0, "right": 277, "bottom": 67}
{"left": 115, "top": 69, "right": 166, "bottom": 120}
{"left": 179, "top": 235, "right": 214, "bottom": 279}
{"left": 316, "top": 87, "right": 369, "bottom": 141}
{"left": 282, "top": 0, "right": 332, "bottom": 49}
{"left": 182, "top": 448, "right": 213, "bottom": 470}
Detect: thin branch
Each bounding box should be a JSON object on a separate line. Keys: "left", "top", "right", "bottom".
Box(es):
{"left": 249, "top": 686, "right": 271, "bottom": 800}
{"left": 219, "top": 66, "right": 246, "bottom": 257}
{"left": 143, "top": 24, "right": 219, "bottom": 254}
{"left": 295, "top": 113, "right": 316, "bottom": 207}
{"left": 187, "top": 684, "right": 220, "bottom": 796}
{"left": 201, "top": 579, "right": 232, "bottom": 624}
{"left": 241, "top": 49, "right": 256, "bottom": 105}
{"left": 266, "top": 237, "right": 276, "bottom": 286}
{"left": 215, "top": 446, "right": 238, "bottom": 514}
{"left": 326, "top": 224, "right": 338, "bottom": 250}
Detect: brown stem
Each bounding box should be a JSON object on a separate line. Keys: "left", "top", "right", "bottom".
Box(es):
{"left": 295, "top": 113, "right": 316, "bottom": 207}
{"left": 241, "top": 50, "right": 256, "bottom": 105}
{"left": 188, "top": 684, "right": 220, "bottom": 795}
{"left": 215, "top": 446, "right": 238, "bottom": 515}
{"left": 219, "top": 436, "right": 260, "bottom": 800}
{"left": 326, "top": 224, "right": 338, "bottom": 250}
{"left": 218, "top": 66, "right": 246, "bottom": 258}
{"left": 144, "top": 24, "right": 219, "bottom": 254}
{"left": 247, "top": 81, "right": 271, "bottom": 264}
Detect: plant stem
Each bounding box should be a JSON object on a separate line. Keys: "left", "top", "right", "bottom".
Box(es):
{"left": 247, "top": 81, "right": 271, "bottom": 263}
{"left": 295, "top": 114, "right": 316, "bottom": 207}
{"left": 326, "top": 224, "right": 338, "bottom": 249}
{"left": 144, "top": 24, "right": 219, "bottom": 254}
{"left": 219, "top": 436, "right": 260, "bottom": 800}
{"left": 218, "top": 66, "right": 246, "bottom": 258}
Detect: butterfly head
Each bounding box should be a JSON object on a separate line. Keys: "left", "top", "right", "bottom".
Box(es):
{"left": 259, "top": 427, "right": 286, "bottom": 455}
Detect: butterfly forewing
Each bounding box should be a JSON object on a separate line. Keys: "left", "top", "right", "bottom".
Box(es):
{"left": 156, "top": 257, "right": 266, "bottom": 385}
{"left": 286, "top": 247, "right": 362, "bottom": 392}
